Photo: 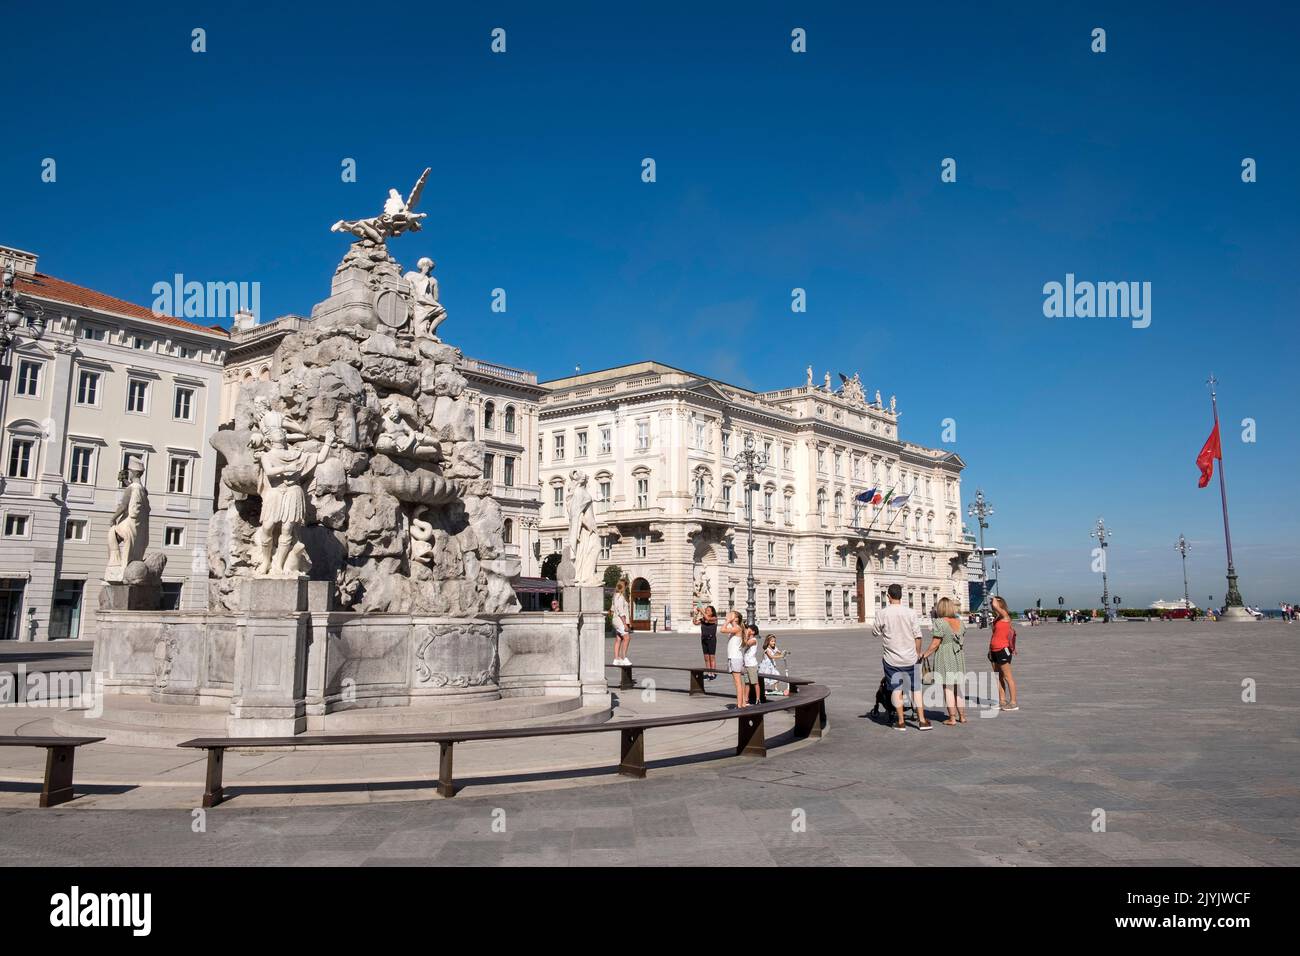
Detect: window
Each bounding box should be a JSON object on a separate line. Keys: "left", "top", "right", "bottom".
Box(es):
{"left": 722, "top": 482, "right": 733, "bottom": 509}
{"left": 50, "top": 580, "right": 85, "bottom": 640}
{"left": 636, "top": 421, "right": 650, "bottom": 451}
{"left": 4, "top": 514, "right": 29, "bottom": 537}
{"left": 552, "top": 485, "right": 564, "bottom": 514}
{"left": 636, "top": 477, "right": 649, "bottom": 509}
{"left": 503, "top": 457, "right": 514, "bottom": 487}
{"left": 841, "top": 550, "right": 849, "bottom": 568}
{"left": 834, "top": 491, "right": 844, "bottom": 522}
{"left": 834, "top": 451, "right": 842, "bottom": 476}
{"left": 483, "top": 401, "right": 495, "bottom": 431}
{"left": 763, "top": 439, "right": 772, "bottom": 462}
{"left": 132, "top": 335, "right": 153, "bottom": 351}
{"left": 600, "top": 535, "right": 611, "bottom": 560}
{"left": 824, "top": 544, "right": 831, "bottom": 566}
{"left": 635, "top": 534, "right": 647, "bottom": 559}
{"left": 173, "top": 386, "right": 195, "bottom": 421}
{"left": 178, "top": 345, "right": 200, "bottom": 360}
{"left": 843, "top": 590, "right": 850, "bottom": 617}
{"left": 817, "top": 447, "right": 826, "bottom": 473}
{"left": 783, "top": 492, "right": 793, "bottom": 525}
{"left": 693, "top": 474, "right": 707, "bottom": 508}
{"left": 7, "top": 437, "right": 35, "bottom": 479}
{"left": 68, "top": 446, "right": 95, "bottom": 485}
{"left": 728, "top": 587, "right": 736, "bottom": 610}
{"left": 788, "top": 589, "right": 796, "bottom": 618}
{"left": 127, "top": 380, "right": 149, "bottom": 413}
{"left": 79, "top": 324, "right": 107, "bottom": 341}
{"left": 825, "top": 589, "right": 833, "bottom": 618}
{"left": 783, "top": 444, "right": 792, "bottom": 470}
{"left": 768, "top": 588, "right": 777, "bottom": 618}
{"left": 763, "top": 490, "right": 773, "bottom": 521}
{"left": 695, "top": 421, "right": 707, "bottom": 449}
{"left": 77, "top": 370, "right": 100, "bottom": 406}
{"left": 599, "top": 427, "right": 611, "bottom": 454}
{"left": 787, "top": 542, "right": 794, "bottom": 567}
{"left": 483, "top": 452, "right": 495, "bottom": 481}
{"left": 502, "top": 518, "right": 513, "bottom": 545}
{"left": 816, "top": 488, "right": 827, "bottom": 522}
{"left": 161, "top": 582, "right": 183, "bottom": 610}
{"left": 504, "top": 405, "right": 516, "bottom": 434}
{"left": 721, "top": 432, "right": 731, "bottom": 456}
{"left": 65, "top": 518, "right": 89, "bottom": 542}
{"left": 168, "top": 456, "right": 190, "bottom": 494}
{"left": 16, "top": 361, "right": 40, "bottom": 397}
{"left": 598, "top": 479, "right": 611, "bottom": 504}
{"left": 553, "top": 432, "right": 565, "bottom": 461}
{"left": 164, "top": 526, "right": 185, "bottom": 547}
{"left": 576, "top": 430, "right": 588, "bottom": 458}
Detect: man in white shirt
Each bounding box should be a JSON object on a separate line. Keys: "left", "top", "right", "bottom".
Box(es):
{"left": 874, "top": 583, "right": 931, "bottom": 730}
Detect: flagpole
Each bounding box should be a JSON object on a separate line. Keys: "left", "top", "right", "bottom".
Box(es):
{"left": 1207, "top": 374, "right": 1249, "bottom": 618}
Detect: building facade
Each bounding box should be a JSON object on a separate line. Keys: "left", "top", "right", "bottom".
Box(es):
{"left": 0, "top": 246, "right": 229, "bottom": 641}
{"left": 536, "top": 362, "right": 970, "bottom": 630}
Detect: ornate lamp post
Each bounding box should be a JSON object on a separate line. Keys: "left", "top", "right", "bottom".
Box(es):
{"left": 1, "top": 261, "right": 47, "bottom": 355}
{"left": 990, "top": 557, "right": 1001, "bottom": 597}
{"left": 731, "top": 432, "right": 769, "bottom": 626}
{"left": 1175, "top": 534, "right": 1191, "bottom": 610}
{"left": 1090, "top": 517, "right": 1112, "bottom": 622}
{"left": 966, "top": 489, "right": 994, "bottom": 625}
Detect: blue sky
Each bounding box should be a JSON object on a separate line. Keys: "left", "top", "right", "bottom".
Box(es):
{"left": 4, "top": 1, "right": 1297, "bottom": 608}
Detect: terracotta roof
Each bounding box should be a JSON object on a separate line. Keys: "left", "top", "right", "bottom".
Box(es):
{"left": 17, "top": 271, "right": 230, "bottom": 338}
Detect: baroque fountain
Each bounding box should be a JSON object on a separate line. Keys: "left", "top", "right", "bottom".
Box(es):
{"left": 86, "top": 171, "right": 610, "bottom": 740}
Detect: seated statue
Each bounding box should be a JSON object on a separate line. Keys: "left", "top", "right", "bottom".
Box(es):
{"left": 404, "top": 257, "right": 448, "bottom": 340}
{"left": 375, "top": 398, "right": 442, "bottom": 462}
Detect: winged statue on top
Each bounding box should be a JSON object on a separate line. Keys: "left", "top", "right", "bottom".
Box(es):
{"left": 331, "top": 168, "right": 430, "bottom": 245}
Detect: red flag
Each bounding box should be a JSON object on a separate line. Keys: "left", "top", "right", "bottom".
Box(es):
{"left": 1196, "top": 422, "right": 1221, "bottom": 488}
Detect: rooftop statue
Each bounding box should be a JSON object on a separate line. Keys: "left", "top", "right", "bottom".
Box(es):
{"left": 331, "top": 168, "right": 431, "bottom": 246}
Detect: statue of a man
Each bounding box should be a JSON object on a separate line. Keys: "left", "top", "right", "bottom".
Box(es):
{"left": 375, "top": 398, "right": 442, "bottom": 462}
{"left": 253, "top": 427, "right": 334, "bottom": 577}
{"left": 106, "top": 458, "right": 150, "bottom": 580}
{"left": 248, "top": 395, "right": 308, "bottom": 450}
{"left": 403, "top": 257, "right": 448, "bottom": 340}
{"left": 566, "top": 470, "right": 599, "bottom": 586}
{"left": 824, "top": 371, "right": 832, "bottom": 391}
{"left": 805, "top": 365, "right": 813, "bottom": 387}
{"left": 889, "top": 395, "right": 897, "bottom": 413}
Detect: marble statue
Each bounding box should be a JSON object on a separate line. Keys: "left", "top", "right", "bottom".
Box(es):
{"left": 805, "top": 365, "right": 813, "bottom": 387}
{"left": 409, "top": 505, "right": 436, "bottom": 567}
{"left": 252, "top": 427, "right": 334, "bottom": 577}
{"left": 824, "top": 371, "right": 832, "bottom": 391}
{"left": 376, "top": 397, "right": 443, "bottom": 461}
{"left": 249, "top": 395, "right": 308, "bottom": 449}
{"left": 106, "top": 458, "right": 150, "bottom": 581}
{"left": 875, "top": 389, "right": 882, "bottom": 407}
{"left": 889, "top": 395, "right": 896, "bottom": 413}
{"left": 331, "top": 168, "right": 430, "bottom": 245}
{"left": 841, "top": 372, "right": 865, "bottom": 405}
{"left": 692, "top": 565, "right": 712, "bottom": 603}
{"left": 566, "top": 470, "right": 599, "bottom": 586}
{"left": 404, "top": 257, "right": 447, "bottom": 340}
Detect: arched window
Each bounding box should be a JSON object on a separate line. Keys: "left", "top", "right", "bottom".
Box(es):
{"left": 483, "top": 401, "right": 495, "bottom": 431}
{"left": 502, "top": 518, "right": 513, "bottom": 544}
{"left": 504, "top": 404, "right": 516, "bottom": 434}
{"left": 833, "top": 491, "right": 843, "bottom": 522}
{"left": 816, "top": 488, "right": 827, "bottom": 521}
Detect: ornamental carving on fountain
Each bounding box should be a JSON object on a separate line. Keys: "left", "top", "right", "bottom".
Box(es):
{"left": 207, "top": 169, "right": 520, "bottom": 616}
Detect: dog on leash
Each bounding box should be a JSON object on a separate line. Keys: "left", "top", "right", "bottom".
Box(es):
{"left": 870, "top": 675, "right": 919, "bottom": 723}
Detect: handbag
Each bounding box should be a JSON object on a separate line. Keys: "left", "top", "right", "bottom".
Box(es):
{"left": 920, "top": 655, "right": 935, "bottom": 685}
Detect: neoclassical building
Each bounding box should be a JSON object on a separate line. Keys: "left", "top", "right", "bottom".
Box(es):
{"left": 0, "top": 245, "right": 229, "bottom": 641}
{"left": 536, "top": 362, "right": 969, "bottom": 630}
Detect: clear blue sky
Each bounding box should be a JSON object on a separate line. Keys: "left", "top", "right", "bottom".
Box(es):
{"left": 4, "top": 1, "right": 1297, "bottom": 608}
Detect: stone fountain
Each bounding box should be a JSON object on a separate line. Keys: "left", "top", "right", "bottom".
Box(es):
{"left": 88, "top": 171, "right": 609, "bottom": 741}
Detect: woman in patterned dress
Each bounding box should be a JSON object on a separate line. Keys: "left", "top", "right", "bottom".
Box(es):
{"left": 922, "top": 597, "right": 968, "bottom": 725}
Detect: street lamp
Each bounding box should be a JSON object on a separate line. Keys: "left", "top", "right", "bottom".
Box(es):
{"left": 1, "top": 261, "right": 47, "bottom": 355}
{"left": 1175, "top": 534, "right": 1191, "bottom": 610}
{"left": 731, "top": 432, "right": 769, "bottom": 627}
{"left": 1090, "top": 517, "right": 1112, "bottom": 622}
{"left": 990, "top": 557, "right": 1001, "bottom": 598}
{"left": 966, "top": 488, "right": 994, "bottom": 626}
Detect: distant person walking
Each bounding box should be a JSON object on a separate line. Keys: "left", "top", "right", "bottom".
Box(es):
{"left": 611, "top": 580, "right": 632, "bottom": 665}
{"left": 988, "top": 595, "right": 1018, "bottom": 711}
{"left": 874, "top": 583, "right": 930, "bottom": 731}
{"left": 692, "top": 604, "right": 719, "bottom": 680}
{"left": 922, "top": 597, "right": 968, "bottom": 724}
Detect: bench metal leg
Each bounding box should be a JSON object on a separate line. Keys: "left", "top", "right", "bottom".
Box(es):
{"left": 788, "top": 682, "right": 800, "bottom": 695}
{"left": 201, "top": 748, "right": 225, "bottom": 808}
{"left": 438, "top": 741, "right": 456, "bottom": 798}
{"left": 40, "top": 745, "right": 77, "bottom": 808}
{"left": 619, "top": 727, "right": 646, "bottom": 778}
{"left": 736, "top": 714, "right": 766, "bottom": 757}
{"left": 688, "top": 670, "right": 705, "bottom": 696}
{"left": 618, "top": 665, "right": 634, "bottom": 690}
{"left": 793, "top": 699, "right": 826, "bottom": 739}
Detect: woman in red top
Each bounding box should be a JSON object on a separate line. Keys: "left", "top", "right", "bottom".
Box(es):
{"left": 987, "top": 596, "right": 1019, "bottom": 712}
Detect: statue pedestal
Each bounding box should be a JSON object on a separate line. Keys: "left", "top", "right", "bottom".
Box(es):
{"left": 1218, "top": 606, "right": 1257, "bottom": 622}
{"left": 98, "top": 582, "right": 162, "bottom": 611}
{"left": 228, "top": 577, "right": 310, "bottom": 737}
{"left": 573, "top": 585, "right": 610, "bottom": 708}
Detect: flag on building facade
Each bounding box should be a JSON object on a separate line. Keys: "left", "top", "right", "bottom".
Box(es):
{"left": 855, "top": 488, "right": 878, "bottom": 503}
{"left": 888, "top": 493, "right": 910, "bottom": 508}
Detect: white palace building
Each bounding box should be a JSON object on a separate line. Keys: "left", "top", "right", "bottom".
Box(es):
{"left": 536, "top": 362, "right": 970, "bottom": 631}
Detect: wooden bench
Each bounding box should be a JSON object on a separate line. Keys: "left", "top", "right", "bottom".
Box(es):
{"left": 178, "top": 683, "right": 829, "bottom": 808}
{"left": 0, "top": 737, "right": 105, "bottom": 807}
{"left": 607, "top": 662, "right": 813, "bottom": 698}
